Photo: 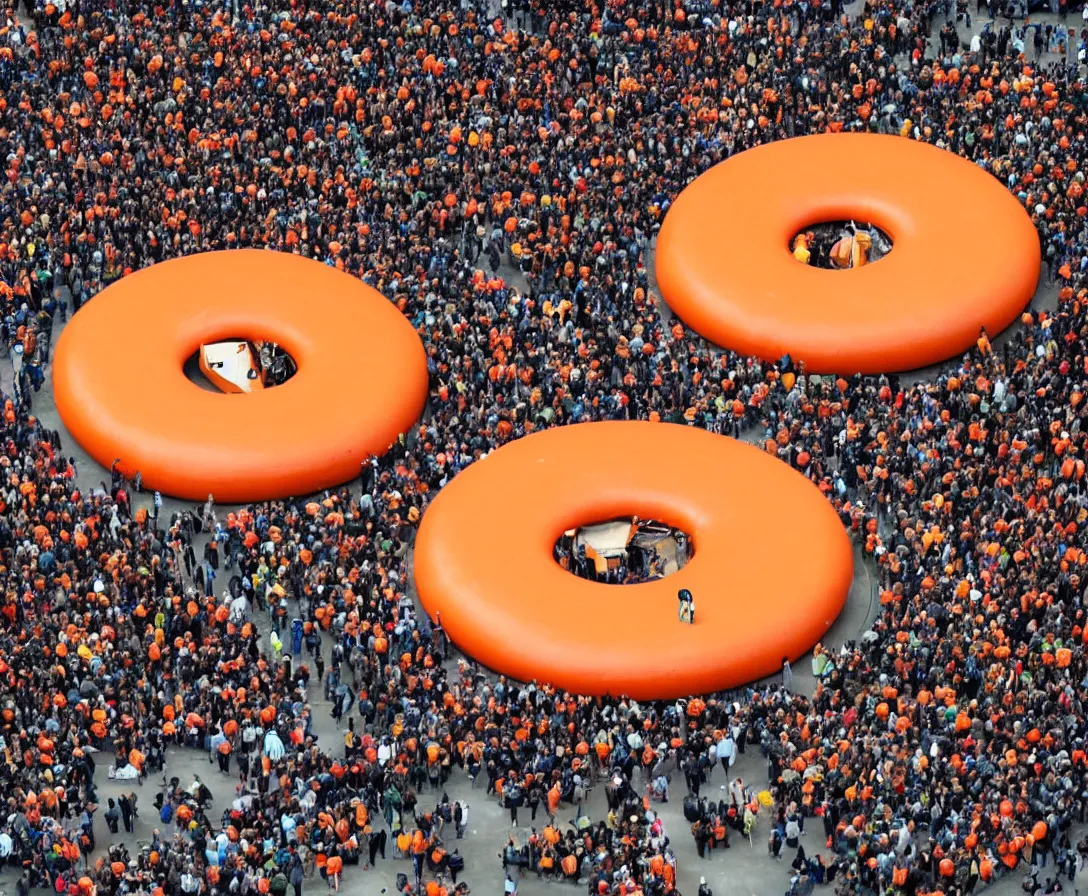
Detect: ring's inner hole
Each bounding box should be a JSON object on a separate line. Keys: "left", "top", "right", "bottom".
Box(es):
{"left": 554, "top": 516, "right": 693, "bottom": 586}
{"left": 791, "top": 220, "right": 893, "bottom": 270}
{"left": 184, "top": 338, "right": 297, "bottom": 394}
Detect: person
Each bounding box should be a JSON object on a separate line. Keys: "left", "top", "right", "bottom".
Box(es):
{"left": 691, "top": 818, "right": 709, "bottom": 858}
{"left": 217, "top": 738, "right": 231, "bottom": 774}
{"left": 448, "top": 851, "right": 465, "bottom": 885}
{"left": 119, "top": 792, "right": 135, "bottom": 834}
{"left": 678, "top": 589, "right": 695, "bottom": 623}
{"left": 366, "top": 825, "right": 387, "bottom": 867}
{"left": 288, "top": 857, "right": 304, "bottom": 896}
{"left": 504, "top": 781, "right": 522, "bottom": 827}
{"left": 769, "top": 828, "right": 783, "bottom": 860}
{"left": 785, "top": 815, "right": 801, "bottom": 851}
{"left": 105, "top": 798, "right": 120, "bottom": 834}
{"left": 361, "top": 456, "right": 378, "bottom": 496}
{"left": 782, "top": 657, "right": 794, "bottom": 693}
{"left": 202, "top": 494, "right": 217, "bottom": 531}
{"left": 180, "top": 867, "right": 200, "bottom": 896}
{"left": 716, "top": 731, "right": 736, "bottom": 775}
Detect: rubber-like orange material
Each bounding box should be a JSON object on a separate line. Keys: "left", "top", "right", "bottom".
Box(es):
{"left": 656, "top": 134, "right": 1041, "bottom": 374}
{"left": 414, "top": 421, "right": 853, "bottom": 699}
{"left": 53, "top": 250, "right": 428, "bottom": 502}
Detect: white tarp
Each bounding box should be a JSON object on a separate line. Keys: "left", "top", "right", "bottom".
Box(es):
{"left": 201, "top": 342, "right": 263, "bottom": 393}
{"left": 574, "top": 520, "right": 632, "bottom": 559}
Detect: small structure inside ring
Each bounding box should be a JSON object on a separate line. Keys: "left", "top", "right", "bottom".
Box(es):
{"left": 558, "top": 517, "right": 682, "bottom": 579}
{"left": 199, "top": 341, "right": 296, "bottom": 393}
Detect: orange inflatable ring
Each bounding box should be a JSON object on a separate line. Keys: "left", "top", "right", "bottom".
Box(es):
{"left": 53, "top": 250, "right": 428, "bottom": 501}
{"left": 656, "top": 134, "right": 1040, "bottom": 373}
{"left": 415, "top": 421, "right": 852, "bottom": 699}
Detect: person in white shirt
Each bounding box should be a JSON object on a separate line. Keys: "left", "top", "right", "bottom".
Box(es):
{"left": 716, "top": 733, "right": 737, "bottom": 774}
{"left": 784, "top": 816, "right": 801, "bottom": 849}
{"left": 730, "top": 778, "right": 746, "bottom": 809}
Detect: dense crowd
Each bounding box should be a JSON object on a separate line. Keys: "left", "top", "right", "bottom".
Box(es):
{"left": 1, "top": 0, "right": 1088, "bottom": 892}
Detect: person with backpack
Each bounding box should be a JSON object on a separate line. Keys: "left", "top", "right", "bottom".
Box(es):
{"left": 769, "top": 827, "right": 784, "bottom": 859}
{"left": 691, "top": 819, "right": 709, "bottom": 859}
{"left": 504, "top": 781, "right": 523, "bottom": 827}
{"left": 527, "top": 783, "right": 543, "bottom": 822}
{"left": 448, "top": 851, "right": 465, "bottom": 884}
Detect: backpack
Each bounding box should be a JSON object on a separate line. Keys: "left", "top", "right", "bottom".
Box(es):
{"left": 161, "top": 804, "right": 174, "bottom": 823}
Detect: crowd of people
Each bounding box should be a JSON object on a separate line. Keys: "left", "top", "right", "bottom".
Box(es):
{"left": 0, "top": 0, "right": 1088, "bottom": 893}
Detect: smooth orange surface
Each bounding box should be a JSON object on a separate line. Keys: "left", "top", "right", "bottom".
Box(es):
{"left": 656, "top": 134, "right": 1041, "bottom": 373}
{"left": 53, "top": 250, "right": 428, "bottom": 502}
{"left": 414, "top": 421, "right": 853, "bottom": 699}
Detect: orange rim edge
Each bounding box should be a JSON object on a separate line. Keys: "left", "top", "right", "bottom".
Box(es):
{"left": 53, "top": 250, "right": 428, "bottom": 502}
{"left": 656, "top": 134, "right": 1041, "bottom": 374}
{"left": 415, "top": 421, "right": 853, "bottom": 699}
